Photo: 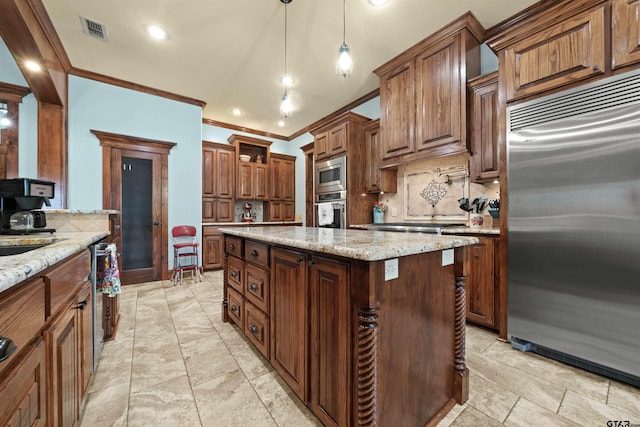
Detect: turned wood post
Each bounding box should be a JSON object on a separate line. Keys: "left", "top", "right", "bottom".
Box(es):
{"left": 357, "top": 307, "right": 379, "bottom": 427}
{"left": 453, "top": 274, "right": 469, "bottom": 403}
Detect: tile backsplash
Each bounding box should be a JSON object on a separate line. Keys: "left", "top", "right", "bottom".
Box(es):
{"left": 378, "top": 153, "right": 499, "bottom": 224}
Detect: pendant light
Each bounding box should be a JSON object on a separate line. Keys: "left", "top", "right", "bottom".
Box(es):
{"left": 336, "top": 0, "right": 353, "bottom": 77}
{"left": 280, "top": 0, "right": 293, "bottom": 118}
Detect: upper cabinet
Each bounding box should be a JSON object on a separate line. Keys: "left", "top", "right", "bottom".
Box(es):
{"left": 266, "top": 153, "right": 296, "bottom": 222}
{"left": 228, "top": 134, "right": 272, "bottom": 202}
{"left": 488, "top": 0, "right": 640, "bottom": 104}
{"left": 202, "top": 141, "right": 235, "bottom": 222}
{"left": 468, "top": 72, "right": 499, "bottom": 183}
{"left": 364, "top": 119, "right": 397, "bottom": 193}
{"left": 374, "top": 13, "right": 483, "bottom": 168}
{"left": 314, "top": 122, "right": 347, "bottom": 161}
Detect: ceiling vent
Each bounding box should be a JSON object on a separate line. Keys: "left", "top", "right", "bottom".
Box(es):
{"left": 80, "top": 16, "right": 108, "bottom": 41}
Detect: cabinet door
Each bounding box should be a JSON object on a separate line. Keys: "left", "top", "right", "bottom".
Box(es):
{"left": 216, "top": 149, "right": 235, "bottom": 198}
{"left": 103, "top": 294, "right": 119, "bottom": 341}
{"left": 254, "top": 163, "right": 269, "bottom": 200}
{"left": 415, "top": 34, "right": 464, "bottom": 154}
{"left": 46, "top": 304, "right": 79, "bottom": 427}
{"left": 0, "top": 340, "right": 47, "bottom": 427}
{"left": 282, "top": 158, "right": 295, "bottom": 201}
{"left": 237, "top": 162, "right": 254, "bottom": 199}
{"left": 469, "top": 73, "right": 499, "bottom": 183}
{"left": 364, "top": 119, "right": 397, "bottom": 193}
{"left": 504, "top": 6, "right": 605, "bottom": 102}
{"left": 612, "top": 0, "right": 640, "bottom": 69}
{"left": 203, "top": 229, "right": 224, "bottom": 270}
{"left": 216, "top": 199, "right": 235, "bottom": 222}
{"left": 78, "top": 282, "right": 93, "bottom": 400}
{"left": 315, "top": 131, "right": 328, "bottom": 160}
{"left": 268, "top": 201, "right": 283, "bottom": 221}
{"left": 270, "top": 248, "right": 308, "bottom": 401}
{"left": 379, "top": 60, "right": 415, "bottom": 160}
{"left": 202, "top": 197, "right": 215, "bottom": 222}
{"left": 283, "top": 202, "right": 295, "bottom": 221}
{"left": 269, "top": 157, "right": 283, "bottom": 200}
{"left": 465, "top": 236, "right": 496, "bottom": 328}
{"left": 202, "top": 148, "right": 215, "bottom": 197}
{"left": 310, "top": 257, "right": 350, "bottom": 427}
{"left": 327, "top": 122, "right": 347, "bottom": 157}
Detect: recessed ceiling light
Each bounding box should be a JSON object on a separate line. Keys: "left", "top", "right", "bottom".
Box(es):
{"left": 280, "top": 75, "right": 294, "bottom": 87}
{"left": 24, "top": 60, "right": 42, "bottom": 72}
{"left": 278, "top": 120, "right": 285, "bottom": 127}
{"left": 232, "top": 108, "right": 242, "bottom": 116}
{"left": 368, "top": 0, "right": 389, "bottom": 5}
{"left": 147, "top": 25, "right": 168, "bottom": 40}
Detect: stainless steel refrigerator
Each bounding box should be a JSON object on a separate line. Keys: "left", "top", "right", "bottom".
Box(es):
{"left": 507, "top": 69, "right": 640, "bottom": 386}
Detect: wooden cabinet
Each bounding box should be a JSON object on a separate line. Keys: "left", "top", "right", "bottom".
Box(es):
{"left": 463, "top": 235, "right": 499, "bottom": 329}
{"left": 374, "top": 14, "right": 482, "bottom": 167}
{"left": 314, "top": 122, "right": 347, "bottom": 161}
{"left": 501, "top": 5, "right": 606, "bottom": 102}
{"left": 468, "top": 72, "right": 499, "bottom": 183}
{"left": 310, "top": 112, "right": 378, "bottom": 227}
{"left": 612, "top": 0, "right": 640, "bottom": 69}
{"left": 228, "top": 134, "right": 272, "bottom": 202}
{"left": 103, "top": 293, "right": 119, "bottom": 341}
{"left": 78, "top": 282, "right": 93, "bottom": 399}
{"left": 202, "top": 225, "right": 224, "bottom": 270}
{"left": 202, "top": 141, "right": 235, "bottom": 222}
{"left": 364, "top": 119, "right": 397, "bottom": 193}
{"left": 266, "top": 153, "right": 296, "bottom": 221}
{"left": 0, "top": 339, "right": 47, "bottom": 427}
{"left": 270, "top": 248, "right": 308, "bottom": 401}
{"left": 309, "top": 257, "right": 350, "bottom": 427}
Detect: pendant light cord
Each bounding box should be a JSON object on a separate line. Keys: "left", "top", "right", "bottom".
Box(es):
{"left": 342, "top": 0, "right": 346, "bottom": 44}
{"left": 284, "top": 3, "right": 288, "bottom": 84}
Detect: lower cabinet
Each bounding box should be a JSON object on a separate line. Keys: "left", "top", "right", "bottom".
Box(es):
{"left": 270, "top": 248, "right": 308, "bottom": 401}
{"left": 309, "top": 257, "right": 350, "bottom": 427}
{"left": 464, "top": 235, "right": 499, "bottom": 329}
{"left": 203, "top": 226, "right": 225, "bottom": 270}
{"left": 0, "top": 339, "right": 47, "bottom": 427}
{"left": 103, "top": 294, "right": 120, "bottom": 341}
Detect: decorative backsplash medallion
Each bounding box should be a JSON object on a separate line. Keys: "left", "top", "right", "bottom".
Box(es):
{"left": 406, "top": 167, "right": 467, "bottom": 220}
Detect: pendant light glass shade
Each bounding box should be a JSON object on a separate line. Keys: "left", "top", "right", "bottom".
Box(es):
{"left": 280, "top": 92, "right": 292, "bottom": 118}
{"left": 336, "top": 43, "right": 353, "bottom": 77}
{"left": 336, "top": 0, "right": 353, "bottom": 77}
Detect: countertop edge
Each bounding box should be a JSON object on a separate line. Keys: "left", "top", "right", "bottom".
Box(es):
{"left": 218, "top": 226, "right": 479, "bottom": 261}
{"left": 0, "top": 231, "right": 109, "bottom": 293}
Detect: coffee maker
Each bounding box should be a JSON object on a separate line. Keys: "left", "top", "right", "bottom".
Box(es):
{"left": 0, "top": 178, "right": 55, "bottom": 234}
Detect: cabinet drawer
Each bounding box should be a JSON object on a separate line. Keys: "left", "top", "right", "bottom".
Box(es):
{"left": 227, "top": 287, "right": 244, "bottom": 330}
{"left": 225, "top": 236, "right": 243, "bottom": 258}
{"left": 245, "top": 263, "right": 269, "bottom": 313}
{"left": 0, "top": 278, "right": 45, "bottom": 378}
{"left": 227, "top": 256, "right": 244, "bottom": 294}
{"left": 46, "top": 250, "right": 91, "bottom": 318}
{"left": 245, "top": 301, "right": 269, "bottom": 359}
{"left": 245, "top": 240, "right": 269, "bottom": 267}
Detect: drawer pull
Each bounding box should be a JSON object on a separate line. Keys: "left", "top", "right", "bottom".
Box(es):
{"left": 251, "top": 250, "right": 258, "bottom": 257}
{"left": 296, "top": 257, "right": 303, "bottom": 264}
{"left": 74, "top": 300, "right": 88, "bottom": 311}
{"left": 250, "top": 325, "right": 258, "bottom": 334}
{"left": 231, "top": 271, "right": 237, "bottom": 278}
{"left": 230, "top": 304, "right": 238, "bottom": 312}
{"left": 0, "top": 336, "right": 17, "bottom": 362}
{"left": 229, "top": 244, "right": 235, "bottom": 250}
{"left": 250, "top": 283, "right": 258, "bottom": 292}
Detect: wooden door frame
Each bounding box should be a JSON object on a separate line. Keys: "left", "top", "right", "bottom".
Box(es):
{"left": 91, "top": 129, "right": 176, "bottom": 282}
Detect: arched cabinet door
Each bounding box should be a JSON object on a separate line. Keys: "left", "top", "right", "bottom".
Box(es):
{"left": 0, "top": 82, "right": 30, "bottom": 179}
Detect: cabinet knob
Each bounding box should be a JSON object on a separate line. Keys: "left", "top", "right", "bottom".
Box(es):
{"left": 229, "top": 244, "right": 235, "bottom": 250}
{"left": 230, "top": 304, "right": 237, "bottom": 312}
{"left": 0, "top": 336, "right": 17, "bottom": 362}
{"left": 250, "top": 283, "right": 258, "bottom": 292}
{"left": 74, "top": 300, "right": 88, "bottom": 311}
{"left": 296, "top": 257, "right": 303, "bottom": 264}
{"left": 250, "top": 325, "right": 258, "bottom": 334}
{"left": 231, "top": 271, "right": 237, "bottom": 278}
{"left": 251, "top": 250, "right": 258, "bottom": 257}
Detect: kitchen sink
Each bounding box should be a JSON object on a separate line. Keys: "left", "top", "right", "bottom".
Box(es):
{"left": 0, "top": 244, "right": 48, "bottom": 256}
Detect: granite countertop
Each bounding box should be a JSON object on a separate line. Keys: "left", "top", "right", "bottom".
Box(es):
{"left": 218, "top": 226, "right": 478, "bottom": 261}
{"left": 351, "top": 223, "right": 500, "bottom": 235}
{"left": 203, "top": 221, "right": 302, "bottom": 226}
{"left": 43, "top": 209, "right": 119, "bottom": 214}
{"left": 0, "top": 231, "right": 109, "bottom": 293}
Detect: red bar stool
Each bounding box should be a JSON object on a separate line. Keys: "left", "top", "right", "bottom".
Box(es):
{"left": 171, "top": 225, "right": 202, "bottom": 285}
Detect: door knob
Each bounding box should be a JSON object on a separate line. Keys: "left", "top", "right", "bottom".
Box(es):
{"left": 153, "top": 221, "right": 160, "bottom": 226}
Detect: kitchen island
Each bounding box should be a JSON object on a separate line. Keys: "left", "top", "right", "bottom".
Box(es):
{"left": 220, "top": 226, "right": 478, "bottom": 427}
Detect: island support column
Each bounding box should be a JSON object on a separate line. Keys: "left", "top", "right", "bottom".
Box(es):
{"left": 454, "top": 246, "right": 469, "bottom": 403}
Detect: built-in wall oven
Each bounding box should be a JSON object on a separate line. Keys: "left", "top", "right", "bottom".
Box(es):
{"left": 315, "top": 191, "right": 346, "bottom": 229}
{"left": 315, "top": 156, "right": 346, "bottom": 195}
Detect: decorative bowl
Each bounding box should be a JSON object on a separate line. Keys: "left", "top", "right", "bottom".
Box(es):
{"left": 239, "top": 154, "right": 251, "bottom": 162}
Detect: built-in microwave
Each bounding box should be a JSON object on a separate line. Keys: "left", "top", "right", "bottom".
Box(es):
{"left": 315, "top": 156, "right": 346, "bottom": 195}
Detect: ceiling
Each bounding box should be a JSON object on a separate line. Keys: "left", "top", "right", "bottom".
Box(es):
{"left": 42, "top": 0, "right": 539, "bottom": 137}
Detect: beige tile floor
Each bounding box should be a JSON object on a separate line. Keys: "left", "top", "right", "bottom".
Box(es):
{"left": 79, "top": 271, "right": 640, "bottom": 427}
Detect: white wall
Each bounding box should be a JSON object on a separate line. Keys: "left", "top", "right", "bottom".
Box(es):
{"left": 68, "top": 75, "right": 202, "bottom": 269}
